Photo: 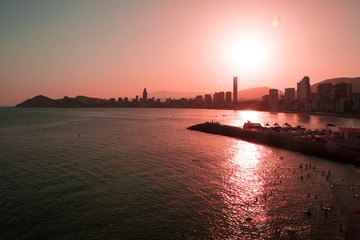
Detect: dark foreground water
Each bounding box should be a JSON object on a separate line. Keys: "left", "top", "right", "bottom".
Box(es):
{"left": 0, "top": 107, "right": 359, "bottom": 239}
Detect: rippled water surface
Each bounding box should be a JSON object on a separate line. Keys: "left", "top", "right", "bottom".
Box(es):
{"left": 0, "top": 108, "right": 360, "bottom": 239}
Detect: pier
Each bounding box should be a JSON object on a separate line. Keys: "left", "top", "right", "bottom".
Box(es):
{"left": 188, "top": 122, "right": 360, "bottom": 165}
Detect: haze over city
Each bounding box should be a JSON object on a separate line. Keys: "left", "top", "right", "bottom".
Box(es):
{"left": 1, "top": 0, "right": 360, "bottom": 106}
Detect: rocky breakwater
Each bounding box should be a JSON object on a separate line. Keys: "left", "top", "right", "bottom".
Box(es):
{"left": 188, "top": 122, "right": 360, "bottom": 165}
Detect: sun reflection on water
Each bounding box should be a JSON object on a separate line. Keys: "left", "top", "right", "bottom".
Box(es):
{"left": 220, "top": 139, "right": 269, "bottom": 238}
{"left": 227, "top": 110, "right": 263, "bottom": 127}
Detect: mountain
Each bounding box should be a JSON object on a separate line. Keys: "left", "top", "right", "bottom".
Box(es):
{"left": 16, "top": 95, "right": 56, "bottom": 107}
{"left": 16, "top": 95, "right": 89, "bottom": 107}
{"left": 238, "top": 87, "right": 271, "bottom": 100}
{"left": 311, "top": 77, "right": 360, "bottom": 93}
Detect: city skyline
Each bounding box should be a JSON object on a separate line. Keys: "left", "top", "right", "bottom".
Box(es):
{"left": 1, "top": 0, "right": 360, "bottom": 106}
{"left": 15, "top": 74, "right": 359, "bottom": 115}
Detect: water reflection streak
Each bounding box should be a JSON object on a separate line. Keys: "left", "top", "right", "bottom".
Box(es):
{"left": 221, "top": 140, "right": 270, "bottom": 238}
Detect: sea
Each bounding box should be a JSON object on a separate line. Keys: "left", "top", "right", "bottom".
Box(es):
{"left": 0, "top": 107, "right": 360, "bottom": 240}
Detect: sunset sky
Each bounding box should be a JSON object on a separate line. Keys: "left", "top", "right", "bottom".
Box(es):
{"left": 1, "top": 0, "right": 360, "bottom": 106}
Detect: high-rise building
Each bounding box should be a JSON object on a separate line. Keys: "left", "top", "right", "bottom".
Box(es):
{"left": 297, "top": 76, "right": 311, "bottom": 103}
{"left": 269, "top": 89, "right": 279, "bottom": 109}
{"left": 219, "top": 92, "right": 225, "bottom": 104}
{"left": 262, "top": 94, "right": 270, "bottom": 107}
{"left": 213, "top": 92, "right": 219, "bottom": 105}
{"left": 332, "top": 82, "right": 352, "bottom": 101}
{"left": 233, "top": 76, "right": 238, "bottom": 103}
{"left": 143, "top": 88, "right": 148, "bottom": 102}
{"left": 195, "top": 95, "right": 203, "bottom": 103}
{"left": 204, "top": 94, "right": 212, "bottom": 104}
{"left": 226, "top": 91, "right": 232, "bottom": 103}
{"left": 285, "top": 88, "right": 296, "bottom": 102}
{"left": 317, "top": 83, "right": 332, "bottom": 101}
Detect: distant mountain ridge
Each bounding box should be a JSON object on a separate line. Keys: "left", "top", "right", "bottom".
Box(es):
{"left": 16, "top": 95, "right": 100, "bottom": 107}
{"left": 237, "top": 87, "right": 271, "bottom": 100}
{"left": 311, "top": 77, "right": 360, "bottom": 93}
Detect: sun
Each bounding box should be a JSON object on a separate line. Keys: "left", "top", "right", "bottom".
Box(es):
{"left": 222, "top": 35, "right": 269, "bottom": 72}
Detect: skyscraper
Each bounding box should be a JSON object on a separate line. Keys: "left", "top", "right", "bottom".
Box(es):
{"left": 233, "top": 76, "right": 238, "bottom": 103}
{"left": 297, "top": 76, "right": 311, "bottom": 103}
{"left": 285, "top": 88, "right": 296, "bottom": 102}
{"left": 269, "top": 89, "right": 279, "bottom": 109}
{"left": 317, "top": 83, "right": 332, "bottom": 101}
{"left": 204, "top": 94, "right": 212, "bottom": 104}
{"left": 225, "top": 91, "right": 232, "bottom": 103}
{"left": 143, "top": 88, "right": 148, "bottom": 102}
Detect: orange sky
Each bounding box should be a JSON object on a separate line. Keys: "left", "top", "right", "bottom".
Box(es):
{"left": 1, "top": 0, "right": 360, "bottom": 106}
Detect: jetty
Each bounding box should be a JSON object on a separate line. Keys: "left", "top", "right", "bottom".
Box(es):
{"left": 187, "top": 122, "right": 360, "bottom": 165}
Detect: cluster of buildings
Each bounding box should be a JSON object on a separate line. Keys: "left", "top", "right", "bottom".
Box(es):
{"left": 110, "top": 77, "right": 241, "bottom": 108}
{"left": 102, "top": 76, "right": 358, "bottom": 114}
{"left": 194, "top": 77, "right": 239, "bottom": 107}
{"left": 262, "top": 76, "right": 358, "bottom": 113}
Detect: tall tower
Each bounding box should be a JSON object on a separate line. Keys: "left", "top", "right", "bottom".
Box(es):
{"left": 233, "top": 76, "right": 238, "bottom": 103}
{"left": 143, "top": 88, "right": 148, "bottom": 102}
{"left": 297, "top": 76, "right": 311, "bottom": 103}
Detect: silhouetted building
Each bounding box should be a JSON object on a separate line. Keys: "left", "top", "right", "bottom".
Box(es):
{"left": 315, "top": 83, "right": 334, "bottom": 112}
{"left": 262, "top": 95, "right": 269, "bottom": 108}
{"left": 226, "top": 91, "right": 232, "bottom": 103}
{"left": 143, "top": 88, "right": 148, "bottom": 102}
{"left": 352, "top": 93, "right": 360, "bottom": 112}
{"left": 297, "top": 76, "right": 311, "bottom": 103}
{"left": 213, "top": 92, "right": 220, "bottom": 105}
{"left": 336, "top": 99, "right": 352, "bottom": 113}
{"left": 317, "top": 83, "right": 332, "bottom": 101}
{"left": 233, "top": 76, "right": 238, "bottom": 103}
{"left": 118, "top": 97, "right": 123, "bottom": 103}
{"left": 204, "top": 94, "right": 212, "bottom": 104}
{"left": 333, "top": 82, "right": 352, "bottom": 101}
{"left": 285, "top": 88, "right": 296, "bottom": 102}
{"left": 269, "top": 89, "right": 279, "bottom": 109}
{"left": 195, "top": 95, "right": 203, "bottom": 103}
{"left": 213, "top": 92, "right": 225, "bottom": 106}
{"left": 219, "top": 92, "right": 225, "bottom": 104}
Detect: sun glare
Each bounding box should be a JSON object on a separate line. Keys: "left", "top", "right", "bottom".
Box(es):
{"left": 223, "top": 35, "right": 269, "bottom": 72}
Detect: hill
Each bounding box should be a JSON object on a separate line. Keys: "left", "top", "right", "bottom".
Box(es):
{"left": 16, "top": 95, "right": 56, "bottom": 107}
{"left": 311, "top": 77, "right": 360, "bottom": 93}
{"left": 238, "top": 87, "right": 271, "bottom": 100}
{"left": 16, "top": 95, "right": 94, "bottom": 107}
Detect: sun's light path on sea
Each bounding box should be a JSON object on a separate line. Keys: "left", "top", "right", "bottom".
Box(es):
{"left": 220, "top": 138, "right": 269, "bottom": 237}
{"left": 227, "top": 110, "right": 263, "bottom": 127}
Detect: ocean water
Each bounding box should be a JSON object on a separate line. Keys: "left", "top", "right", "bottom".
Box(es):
{"left": 0, "top": 107, "right": 359, "bottom": 240}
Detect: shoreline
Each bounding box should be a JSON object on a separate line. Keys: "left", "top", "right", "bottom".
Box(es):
{"left": 188, "top": 122, "right": 360, "bottom": 166}
{"left": 9, "top": 104, "right": 360, "bottom": 120}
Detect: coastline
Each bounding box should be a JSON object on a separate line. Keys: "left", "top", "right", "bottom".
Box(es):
{"left": 12, "top": 105, "right": 360, "bottom": 120}
{"left": 13, "top": 95, "right": 360, "bottom": 120}
{"left": 188, "top": 122, "right": 360, "bottom": 166}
